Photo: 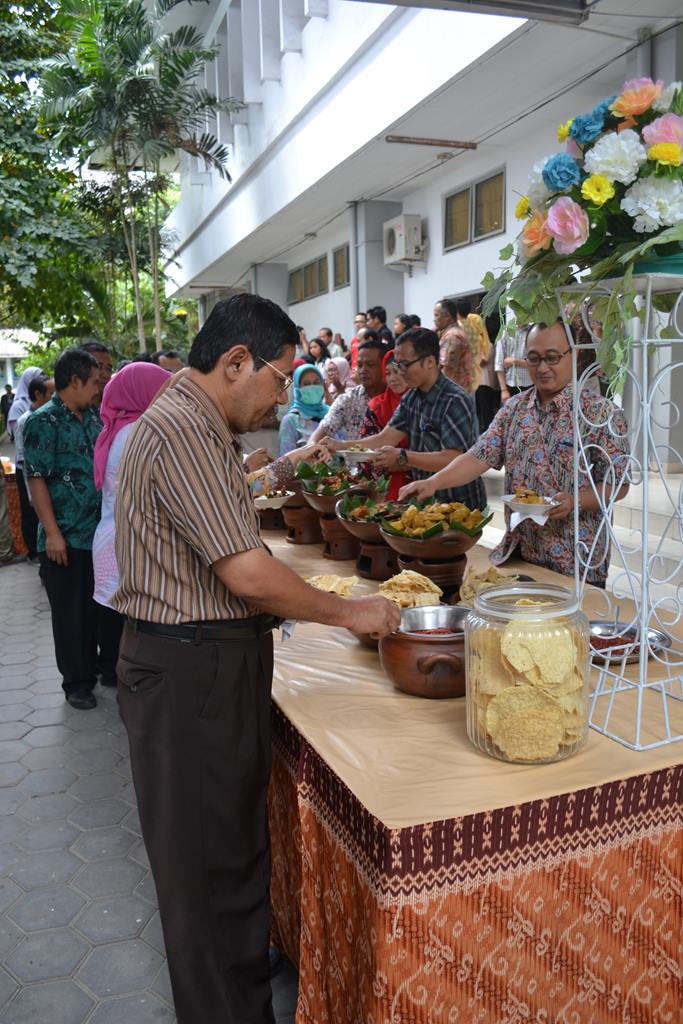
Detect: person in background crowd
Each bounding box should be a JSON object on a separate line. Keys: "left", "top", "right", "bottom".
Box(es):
{"left": 310, "top": 337, "right": 386, "bottom": 443}
{"left": 400, "top": 321, "right": 629, "bottom": 588}
{"left": 1, "top": 383, "right": 13, "bottom": 430}
{"left": 7, "top": 366, "right": 44, "bottom": 438}
{"left": 434, "top": 298, "right": 474, "bottom": 393}
{"left": 111, "top": 294, "right": 398, "bottom": 1024}
{"left": 393, "top": 313, "right": 413, "bottom": 339}
{"left": 308, "top": 337, "right": 331, "bottom": 369}
{"left": 324, "top": 356, "right": 352, "bottom": 402}
{"left": 326, "top": 328, "right": 486, "bottom": 510}
{"left": 319, "top": 327, "right": 343, "bottom": 359}
{"left": 476, "top": 337, "right": 500, "bottom": 433}
{"left": 132, "top": 353, "right": 153, "bottom": 363}
{"left": 80, "top": 341, "right": 113, "bottom": 407}
{"left": 495, "top": 323, "right": 534, "bottom": 402}
{"left": 23, "top": 348, "right": 105, "bottom": 710}
{"left": 359, "top": 351, "right": 410, "bottom": 499}
{"left": 150, "top": 350, "right": 185, "bottom": 372}
{"left": 92, "top": 363, "right": 172, "bottom": 685}
{"left": 279, "top": 364, "right": 329, "bottom": 455}
{"left": 457, "top": 300, "right": 491, "bottom": 395}
{"left": 349, "top": 312, "right": 367, "bottom": 370}
{"left": 367, "top": 306, "right": 394, "bottom": 348}
{"left": 333, "top": 332, "right": 346, "bottom": 354}
{"left": 411, "top": 314, "right": 421, "bottom": 327}
{"left": 296, "top": 326, "right": 309, "bottom": 359}
{"left": 14, "top": 375, "right": 55, "bottom": 563}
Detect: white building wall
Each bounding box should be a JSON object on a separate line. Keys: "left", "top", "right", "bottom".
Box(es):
{"left": 279, "top": 213, "right": 355, "bottom": 338}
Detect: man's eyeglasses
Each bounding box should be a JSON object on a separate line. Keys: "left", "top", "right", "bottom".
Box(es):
{"left": 394, "top": 356, "right": 426, "bottom": 374}
{"left": 258, "top": 357, "right": 292, "bottom": 392}
{"left": 525, "top": 349, "right": 571, "bottom": 367}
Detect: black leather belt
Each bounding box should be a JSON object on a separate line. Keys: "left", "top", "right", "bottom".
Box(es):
{"left": 130, "top": 615, "right": 280, "bottom": 643}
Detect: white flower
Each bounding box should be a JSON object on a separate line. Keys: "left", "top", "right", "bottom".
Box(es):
{"left": 527, "top": 156, "right": 552, "bottom": 206}
{"left": 653, "top": 81, "right": 682, "bottom": 112}
{"left": 584, "top": 129, "right": 647, "bottom": 185}
{"left": 620, "top": 177, "right": 683, "bottom": 233}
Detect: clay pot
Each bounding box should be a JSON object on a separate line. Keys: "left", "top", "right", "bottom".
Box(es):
{"left": 356, "top": 542, "right": 398, "bottom": 582}
{"left": 282, "top": 504, "right": 323, "bottom": 545}
{"left": 284, "top": 480, "right": 306, "bottom": 508}
{"left": 302, "top": 487, "right": 348, "bottom": 515}
{"left": 396, "top": 553, "right": 467, "bottom": 604}
{"left": 380, "top": 525, "right": 479, "bottom": 560}
{"left": 335, "top": 499, "right": 383, "bottom": 544}
{"left": 319, "top": 514, "right": 360, "bottom": 561}
{"left": 258, "top": 507, "right": 286, "bottom": 531}
{"left": 379, "top": 606, "right": 469, "bottom": 699}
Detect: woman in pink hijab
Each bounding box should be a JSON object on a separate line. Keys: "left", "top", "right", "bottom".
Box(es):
{"left": 92, "top": 363, "right": 170, "bottom": 678}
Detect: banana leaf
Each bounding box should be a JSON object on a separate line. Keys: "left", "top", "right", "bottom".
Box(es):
{"left": 380, "top": 519, "right": 446, "bottom": 540}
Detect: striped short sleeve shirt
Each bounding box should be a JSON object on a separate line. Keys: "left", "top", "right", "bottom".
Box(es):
{"left": 111, "top": 376, "right": 264, "bottom": 624}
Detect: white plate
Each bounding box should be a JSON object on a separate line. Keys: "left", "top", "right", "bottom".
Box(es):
{"left": 337, "top": 449, "right": 382, "bottom": 463}
{"left": 502, "top": 493, "right": 559, "bottom": 515}
{"left": 254, "top": 491, "right": 294, "bottom": 510}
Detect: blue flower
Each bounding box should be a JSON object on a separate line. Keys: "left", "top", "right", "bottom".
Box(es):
{"left": 592, "top": 95, "right": 617, "bottom": 121}
{"left": 569, "top": 111, "right": 605, "bottom": 145}
{"left": 542, "top": 153, "right": 581, "bottom": 193}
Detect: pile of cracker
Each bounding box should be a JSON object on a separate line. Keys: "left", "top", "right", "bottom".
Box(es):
{"left": 379, "top": 571, "right": 442, "bottom": 608}
{"left": 468, "top": 615, "right": 587, "bottom": 762}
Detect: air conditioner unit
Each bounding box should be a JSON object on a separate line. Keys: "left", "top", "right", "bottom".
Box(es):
{"left": 383, "top": 214, "right": 423, "bottom": 266}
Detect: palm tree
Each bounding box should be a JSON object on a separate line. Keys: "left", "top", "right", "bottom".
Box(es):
{"left": 40, "top": 0, "right": 239, "bottom": 352}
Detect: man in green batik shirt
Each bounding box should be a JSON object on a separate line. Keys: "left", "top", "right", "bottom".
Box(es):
{"left": 23, "top": 348, "right": 105, "bottom": 710}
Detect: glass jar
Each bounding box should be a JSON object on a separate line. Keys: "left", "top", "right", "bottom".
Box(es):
{"left": 465, "top": 583, "right": 590, "bottom": 764}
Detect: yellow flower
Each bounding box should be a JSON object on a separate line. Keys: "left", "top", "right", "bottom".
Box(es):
{"left": 557, "top": 119, "right": 573, "bottom": 143}
{"left": 514, "top": 195, "right": 531, "bottom": 219}
{"left": 580, "top": 174, "right": 615, "bottom": 206}
{"left": 647, "top": 142, "right": 682, "bottom": 166}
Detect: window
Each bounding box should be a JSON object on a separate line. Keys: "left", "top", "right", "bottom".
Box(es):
{"left": 475, "top": 172, "right": 504, "bottom": 239}
{"left": 443, "top": 169, "right": 505, "bottom": 251}
{"left": 444, "top": 189, "right": 470, "bottom": 250}
{"left": 288, "top": 255, "right": 329, "bottom": 304}
{"left": 332, "top": 245, "right": 350, "bottom": 289}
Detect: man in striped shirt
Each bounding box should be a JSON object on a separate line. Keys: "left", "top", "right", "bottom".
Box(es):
{"left": 112, "top": 294, "right": 398, "bottom": 1024}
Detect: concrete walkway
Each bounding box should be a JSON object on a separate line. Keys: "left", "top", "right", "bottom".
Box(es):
{"left": 0, "top": 560, "right": 297, "bottom": 1024}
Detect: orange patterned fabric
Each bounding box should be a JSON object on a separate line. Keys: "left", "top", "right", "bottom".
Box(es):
{"left": 269, "top": 707, "right": 682, "bottom": 1024}
{"left": 5, "top": 476, "right": 27, "bottom": 555}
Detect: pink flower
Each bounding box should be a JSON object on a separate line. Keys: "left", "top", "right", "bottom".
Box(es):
{"left": 642, "top": 113, "right": 683, "bottom": 147}
{"left": 546, "top": 197, "right": 590, "bottom": 255}
{"left": 565, "top": 137, "right": 583, "bottom": 159}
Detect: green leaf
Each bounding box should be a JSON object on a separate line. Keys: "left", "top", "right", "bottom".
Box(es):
{"left": 498, "top": 243, "right": 514, "bottom": 260}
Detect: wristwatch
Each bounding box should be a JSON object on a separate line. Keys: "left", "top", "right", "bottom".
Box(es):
{"left": 397, "top": 449, "right": 409, "bottom": 467}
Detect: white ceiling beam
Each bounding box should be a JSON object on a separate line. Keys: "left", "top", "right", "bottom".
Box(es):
{"left": 259, "top": 0, "right": 282, "bottom": 80}
{"left": 305, "top": 0, "right": 328, "bottom": 15}
{"left": 279, "top": 0, "right": 306, "bottom": 53}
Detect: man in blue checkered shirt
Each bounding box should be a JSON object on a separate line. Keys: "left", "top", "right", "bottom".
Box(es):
{"left": 323, "top": 327, "right": 487, "bottom": 510}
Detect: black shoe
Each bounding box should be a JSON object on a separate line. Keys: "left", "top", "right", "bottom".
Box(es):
{"left": 66, "top": 689, "right": 97, "bottom": 710}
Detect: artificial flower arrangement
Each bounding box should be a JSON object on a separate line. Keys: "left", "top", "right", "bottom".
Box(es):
{"left": 482, "top": 77, "right": 683, "bottom": 386}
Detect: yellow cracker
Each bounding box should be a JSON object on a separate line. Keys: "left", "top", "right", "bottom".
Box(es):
{"left": 493, "top": 708, "right": 564, "bottom": 761}
{"left": 305, "top": 574, "right": 359, "bottom": 597}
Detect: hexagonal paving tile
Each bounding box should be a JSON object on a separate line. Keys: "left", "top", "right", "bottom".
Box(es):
{"left": 68, "top": 773, "right": 127, "bottom": 802}
{"left": 20, "top": 746, "right": 71, "bottom": 771}
{"left": 0, "top": 674, "right": 33, "bottom": 693}
{"left": 18, "top": 793, "right": 78, "bottom": 823}
{"left": 0, "top": 692, "right": 29, "bottom": 708}
{"left": 67, "top": 748, "right": 123, "bottom": 774}
{"left": 0, "top": 878, "right": 22, "bottom": 912}
{"left": 10, "top": 849, "right": 83, "bottom": 890}
{"left": 6, "top": 927, "right": 91, "bottom": 982}
{"left": 0, "top": 964, "right": 18, "bottom": 1013}
{"left": 0, "top": 723, "right": 31, "bottom": 742}
{"left": 0, "top": 915, "right": 22, "bottom": 957}
{"left": 121, "top": 807, "right": 141, "bottom": 836}
{"left": 23, "top": 708, "right": 68, "bottom": 728}
{"left": 27, "top": 693, "right": 64, "bottom": 710}
{"left": 140, "top": 911, "right": 164, "bottom": 953}
{"left": 0, "top": 764, "right": 27, "bottom": 788}
{"left": 73, "top": 895, "right": 154, "bottom": 943}
{"left": 150, "top": 960, "right": 173, "bottom": 1007}
{"left": 86, "top": 993, "right": 175, "bottom": 1024}
{"left": 73, "top": 857, "right": 145, "bottom": 898}
{"left": 66, "top": 709, "right": 118, "bottom": 732}
{"left": 7, "top": 885, "right": 85, "bottom": 930}
{"left": 1, "top": 978, "right": 94, "bottom": 1024}
{"left": 0, "top": 816, "right": 26, "bottom": 845}
{"left": 18, "top": 768, "right": 78, "bottom": 798}
{"left": 77, "top": 938, "right": 163, "bottom": 997}
{"left": 0, "top": 788, "right": 25, "bottom": 816}
{"left": 0, "top": 844, "right": 21, "bottom": 875}
{"left": 70, "top": 827, "right": 136, "bottom": 862}
{"left": 68, "top": 798, "right": 128, "bottom": 830}
{"left": 133, "top": 872, "right": 158, "bottom": 906}
{"left": 16, "top": 819, "right": 81, "bottom": 854}
{"left": 128, "top": 838, "right": 150, "bottom": 869}
{"left": 23, "top": 725, "right": 73, "bottom": 749}
{"left": 0, "top": 705, "right": 31, "bottom": 725}
{"left": 67, "top": 730, "right": 124, "bottom": 753}
{"left": 0, "top": 741, "right": 29, "bottom": 764}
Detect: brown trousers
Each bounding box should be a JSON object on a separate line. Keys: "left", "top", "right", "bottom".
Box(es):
{"left": 117, "top": 623, "right": 275, "bottom": 1024}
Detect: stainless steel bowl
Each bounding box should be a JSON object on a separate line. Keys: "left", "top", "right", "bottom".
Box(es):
{"left": 589, "top": 620, "right": 672, "bottom": 664}
{"left": 400, "top": 605, "right": 468, "bottom": 634}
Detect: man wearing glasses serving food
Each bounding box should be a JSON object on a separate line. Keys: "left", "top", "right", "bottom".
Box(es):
{"left": 322, "top": 327, "right": 486, "bottom": 511}
{"left": 398, "top": 320, "right": 630, "bottom": 588}
{"left": 111, "top": 294, "right": 399, "bottom": 1024}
